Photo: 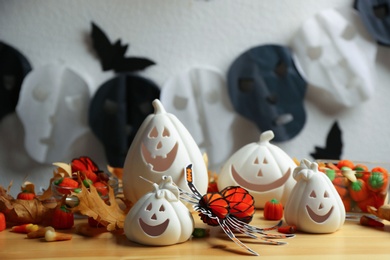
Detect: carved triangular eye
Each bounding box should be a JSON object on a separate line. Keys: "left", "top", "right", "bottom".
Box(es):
{"left": 263, "top": 158, "right": 268, "bottom": 164}
{"left": 254, "top": 157, "right": 259, "bottom": 164}
{"left": 146, "top": 203, "right": 153, "bottom": 211}
{"left": 310, "top": 190, "right": 316, "bottom": 198}
{"left": 162, "top": 127, "right": 170, "bottom": 137}
{"left": 324, "top": 191, "right": 329, "bottom": 198}
{"left": 159, "top": 205, "right": 165, "bottom": 212}
{"left": 149, "top": 127, "right": 158, "bottom": 138}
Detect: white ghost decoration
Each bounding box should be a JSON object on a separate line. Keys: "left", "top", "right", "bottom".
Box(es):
{"left": 292, "top": 8, "right": 377, "bottom": 107}
{"left": 16, "top": 63, "right": 90, "bottom": 163}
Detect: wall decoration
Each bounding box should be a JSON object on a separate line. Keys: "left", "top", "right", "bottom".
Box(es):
{"left": 310, "top": 121, "right": 343, "bottom": 160}
{"left": 124, "top": 175, "right": 194, "bottom": 246}
{"left": 354, "top": 0, "right": 390, "bottom": 46}
{"left": 217, "top": 130, "right": 296, "bottom": 208}
{"left": 90, "top": 22, "right": 155, "bottom": 73}
{"left": 16, "top": 63, "right": 90, "bottom": 164}
{"left": 122, "top": 99, "right": 208, "bottom": 205}
{"left": 292, "top": 8, "right": 377, "bottom": 107}
{"left": 89, "top": 22, "right": 160, "bottom": 167}
{"left": 227, "top": 44, "right": 307, "bottom": 142}
{"left": 0, "top": 41, "right": 32, "bottom": 121}
{"left": 160, "top": 66, "right": 254, "bottom": 171}
{"left": 284, "top": 159, "right": 345, "bottom": 233}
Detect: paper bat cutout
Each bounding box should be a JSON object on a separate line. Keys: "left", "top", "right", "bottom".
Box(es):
{"left": 91, "top": 22, "right": 155, "bottom": 73}
{"left": 0, "top": 41, "right": 32, "bottom": 121}
{"left": 310, "top": 121, "right": 343, "bottom": 160}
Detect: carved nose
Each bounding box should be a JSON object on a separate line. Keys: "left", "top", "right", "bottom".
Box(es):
{"left": 151, "top": 214, "right": 157, "bottom": 220}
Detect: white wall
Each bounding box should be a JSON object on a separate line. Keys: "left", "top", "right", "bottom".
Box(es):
{"left": 1, "top": 0, "right": 390, "bottom": 196}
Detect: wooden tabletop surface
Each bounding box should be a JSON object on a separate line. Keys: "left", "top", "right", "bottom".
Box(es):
{"left": 1, "top": 210, "right": 390, "bottom": 259}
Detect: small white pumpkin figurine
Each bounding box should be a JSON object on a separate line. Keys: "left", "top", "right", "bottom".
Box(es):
{"left": 124, "top": 175, "right": 194, "bottom": 246}
{"left": 284, "top": 159, "right": 345, "bottom": 233}
{"left": 122, "top": 99, "right": 208, "bottom": 204}
{"left": 218, "top": 130, "right": 296, "bottom": 208}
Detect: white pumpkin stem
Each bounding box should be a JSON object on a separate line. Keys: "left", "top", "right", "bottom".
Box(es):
{"left": 259, "top": 130, "right": 275, "bottom": 143}
{"left": 152, "top": 99, "right": 166, "bottom": 114}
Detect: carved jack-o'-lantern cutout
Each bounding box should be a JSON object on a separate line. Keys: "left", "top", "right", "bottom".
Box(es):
{"left": 218, "top": 130, "right": 296, "bottom": 208}
{"left": 124, "top": 176, "right": 194, "bottom": 246}
{"left": 123, "top": 99, "right": 208, "bottom": 204}
{"left": 284, "top": 159, "right": 345, "bottom": 233}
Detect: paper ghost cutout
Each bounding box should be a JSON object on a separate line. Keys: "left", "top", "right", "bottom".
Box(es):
{"left": 354, "top": 0, "right": 390, "bottom": 46}
{"left": 0, "top": 41, "right": 32, "bottom": 121}
{"left": 89, "top": 74, "right": 160, "bottom": 167}
{"left": 91, "top": 22, "right": 155, "bottom": 73}
{"left": 291, "top": 8, "right": 377, "bottom": 107}
{"left": 227, "top": 44, "right": 307, "bottom": 142}
{"left": 310, "top": 121, "right": 343, "bottom": 160}
{"left": 16, "top": 63, "right": 90, "bottom": 164}
{"left": 161, "top": 66, "right": 256, "bottom": 170}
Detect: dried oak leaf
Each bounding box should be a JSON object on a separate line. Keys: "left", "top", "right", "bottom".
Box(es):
{"left": 71, "top": 181, "right": 126, "bottom": 231}
{"left": 0, "top": 185, "right": 54, "bottom": 224}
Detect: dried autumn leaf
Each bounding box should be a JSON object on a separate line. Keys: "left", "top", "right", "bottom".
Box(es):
{"left": 71, "top": 180, "right": 126, "bottom": 231}
{"left": 0, "top": 185, "right": 54, "bottom": 224}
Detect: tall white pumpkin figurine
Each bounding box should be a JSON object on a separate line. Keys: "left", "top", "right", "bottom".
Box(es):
{"left": 124, "top": 176, "right": 194, "bottom": 245}
{"left": 218, "top": 130, "right": 296, "bottom": 208}
{"left": 284, "top": 159, "right": 345, "bottom": 233}
{"left": 123, "top": 99, "right": 208, "bottom": 204}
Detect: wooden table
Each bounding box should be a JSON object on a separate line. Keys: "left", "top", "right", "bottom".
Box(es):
{"left": 1, "top": 211, "right": 390, "bottom": 259}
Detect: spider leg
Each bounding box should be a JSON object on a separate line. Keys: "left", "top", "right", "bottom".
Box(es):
{"left": 229, "top": 218, "right": 295, "bottom": 238}
{"left": 225, "top": 217, "right": 257, "bottom": 239}
{"left": 218, "top": 218, "right": 259, "bottom": 256}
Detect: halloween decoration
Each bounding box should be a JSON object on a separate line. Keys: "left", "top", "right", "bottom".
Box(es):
{"left": 179, "top": 164, "right": 294, "bottom": 256}
{"left": 354, "top": 0, "right": 390, "bottom": 46}
{"left": 122, "top": 99, "right": 208, "bottom": 204}
{"left": 124, "top": 176, "right": 194, "bottom": 246}
{"left": 16, "top": 63, "right": 90, "bottom": 164}
{"left": 91, "top": 22, "right": 155, "bottom": 73}
{"left": 227, "top": 44, "right": 307, "bottom": 142}
{"left": 284, "top": 159, "right": 345, "bottom": 233}
{"left": 292, "top": 8, "right": 377, "bottom": 107}
{"left": 0, "top": 41, "right": 32, "bottom": 121}
{"left": 161, "top": 66, "right": 256, "bottom": 171}
{"left": 51, "top": 205, "right": 74, "bottom": 229}
{"left": 310, "top": 121, "right": 343, "bottom": 160}
{"left": 263, "top": 199, "right": 284, "bottom": 221}
{"left": 89, "top": 22, "right": 159, "bottom": 167}
{"left": 218, "top": 130, "right": 296, "bottom": 208}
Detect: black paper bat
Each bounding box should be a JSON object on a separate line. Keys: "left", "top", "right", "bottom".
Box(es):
{"left": 91, "top": 22, "right": 155, "bottom": 73}
{"left": 310, "top": 121, "right": 343, "bottom": 160}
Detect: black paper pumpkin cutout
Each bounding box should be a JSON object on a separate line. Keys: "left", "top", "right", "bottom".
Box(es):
{"left": 227, "top": 44, "right": 307, "bottom": 142}
{"left": 89, "top": 22, "right": 159, "bottom": 167}
{"left": 0, "top": 42, "right": 32, "bottom": 121}
{"left": 354, "top": 0, "right": 390, "bottom": 46}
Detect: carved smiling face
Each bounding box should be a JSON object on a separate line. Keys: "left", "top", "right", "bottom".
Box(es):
{"left": 138, "top": 200, "right": 170, "bottom": 237}
{"left": 305, "top": 189, "right": 334, "bottom": 224}
{"left": 230, "top": 150, "right": 291, "bottom": 193}
{"left": 141, "top": 117, "right": 179, "bottom": 172}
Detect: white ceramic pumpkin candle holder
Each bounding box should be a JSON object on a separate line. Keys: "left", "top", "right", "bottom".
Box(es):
{"left": 284, "top": 159, "right": 345, "bottom": 233}
{"left": 217, "top": 130, "right": 296, "bottom": 208}
{"left": 122, "top": 99, "right": 208, "bottom": 205}
{"left": 124, "top": 175, "right": 194, "bottom": 246}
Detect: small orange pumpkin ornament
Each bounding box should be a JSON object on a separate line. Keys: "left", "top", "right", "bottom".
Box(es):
{"left": 263, "top": 198, "right": 284, "bottom": 220}
{"left": 52, "top": 205, "right": 74, "bottom": 229}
